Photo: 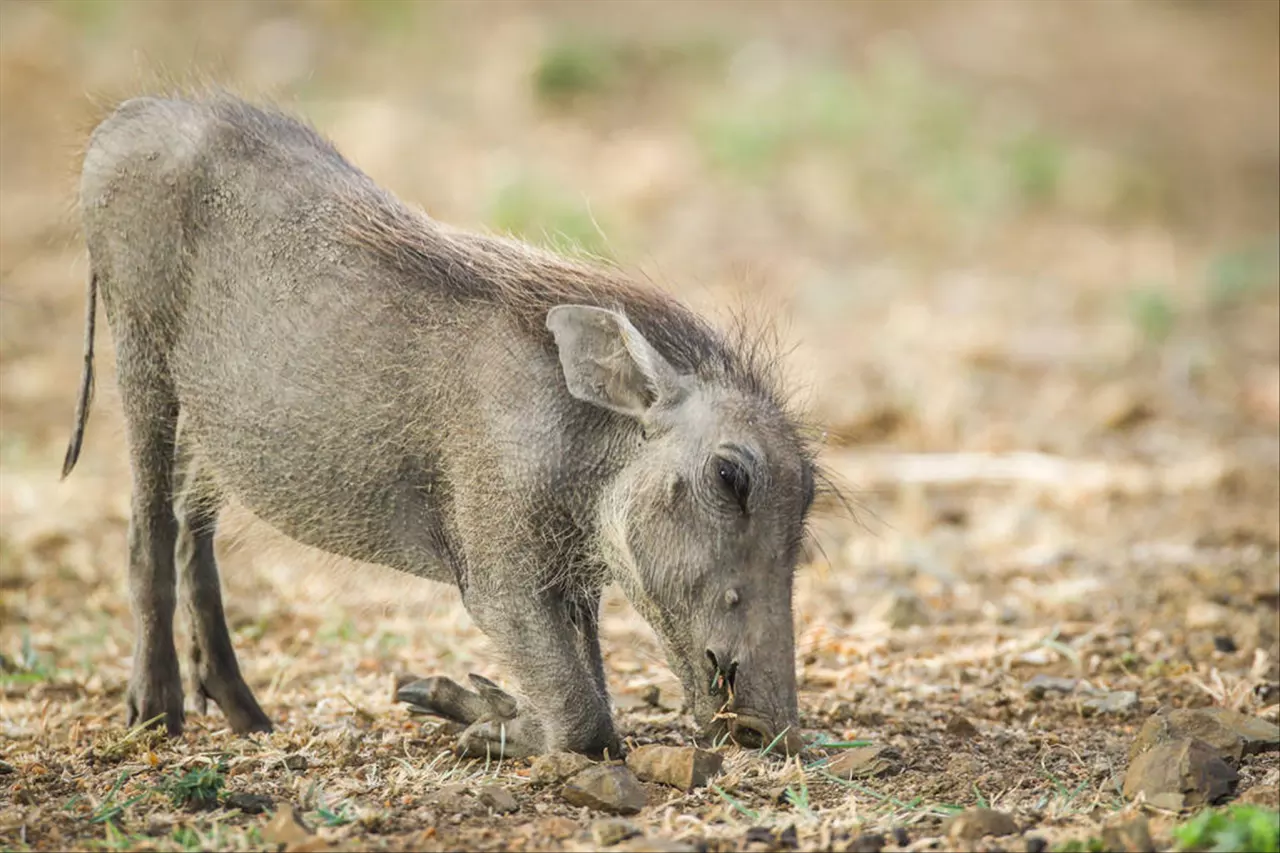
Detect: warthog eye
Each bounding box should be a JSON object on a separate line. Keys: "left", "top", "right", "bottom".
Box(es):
{"left": 715, "top": 457, "right": 751, "bottom": 513}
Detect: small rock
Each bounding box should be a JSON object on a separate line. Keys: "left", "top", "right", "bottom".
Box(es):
{"left": 430, "top": 782, "right": 478, "bottom": 813}
{"left": 537, "top": 816, "right": 580, "bottom": 839}
{"left": 1130, "top": 707, "right": 1280, "bottom": 762}
{"left": 1122, "top": 738, "right": 1238, "bottom": 808}
{"left": 224, "top": 792, "right": 273, "bottom": 814}
{"left": 1213, "top": 635, "right": 1238, "bottom": 653}
{"left": 281, "top": 753, "right": 309, "bottom": 771}
{"left": 562, "top": 765, "right": 648, "bottom": 815}
{"left": 847, "top": 832, "right": 886, "bottom": 852}
{"left": 868, "top": 589, "right": 932, "bottom": 629}
{"left": 641, "top": 685, "right": 662, "bottom": 707}
{"left": 1024, "top": 674, "right": 1080, "bottom": 699}
{"left": 476, "top": 784, "right": 518, "bottom": 814}
{"left": 530, "top": 751, "right": 594, "bottom": 786}
{"left": 626, "top": 744, "right": 723, "bottom": 790}
{"left": 1080, "top": 690, "right": 1139, "bottom": 717}
{"left": 0, "top": 760, "right": 14, "bottom": 775}
{"left": 262, "top": 804, "right": 314, "bottom": 848}
{"left": 945, "top": 714, "right": 980, "bottom": 738}
{"left": 827, "top": 744, "right": 901, "bottom": 779}
{"left": 943, "top": 808, "right": 1019, "bottom": 840}
{"left": 592, "top": 818, "right": 640, "bottom": 847}
{"left": 1101, "top": 816, "right": 1154, "bottom": 852}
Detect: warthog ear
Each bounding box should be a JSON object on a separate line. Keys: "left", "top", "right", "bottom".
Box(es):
{"left": 546, "top": 304, "right": 682, "bottom": 419}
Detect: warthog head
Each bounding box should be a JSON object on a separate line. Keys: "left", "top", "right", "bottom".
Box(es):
{"left": 548, "top": 304, "right": 816, "bottom": 751}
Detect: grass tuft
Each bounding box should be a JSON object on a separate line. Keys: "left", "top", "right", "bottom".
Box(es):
{"left": 159, "top": 761, "right": 226, "bottom": 811}
{"left": 1173, "top": 805, "right": 1280, "bottom": 853}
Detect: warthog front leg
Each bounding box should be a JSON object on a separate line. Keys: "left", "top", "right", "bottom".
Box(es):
{"left": 401, "top": 588, "right": 620, "bottom": 759}
{"left": 398, "top": 673, "right": 544, "bottom": 759}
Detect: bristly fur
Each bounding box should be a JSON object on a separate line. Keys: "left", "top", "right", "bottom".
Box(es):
{"left": 159, "top": 92, "right": 818, "bottom": 467}
{"left": 73, "top": 88, "right": 833, "bottom": 754}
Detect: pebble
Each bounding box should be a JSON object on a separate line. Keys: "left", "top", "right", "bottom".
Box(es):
{"left": 223, "top": 792, "right": 273, "bottom": 814}
{"left": 943, "top": 807, "right": 1019, "bottom": 840}
{"left": 430, "top": 782, "right": 478, "bottom": 814}
{"left": 591, "top": 818, "right": 640, "bottom": 847}
{"left": 1023, "top": 674, "right": 1079, "bottom": 699}
{"left": 1130, "top": 707, "right": 1280, "bottom": 762}
{"left": 1122, "top": 738, "right": 1238, "bottom": 809}
{"left": 562, "top": 764, "right": 648, "bottom": 815}
{"left": 1079, "top": 690, "right": 1139, "bottom": 717}
{"left": 827, "top": 744, "right": 901, "bottom": 779}
{"left": 281, "top": 753, "right": 309, "bottom": 771}
{"left": 530, "top": 751, "right": 594, "bottom": 786}
{"left": 945, "top": 714, "right": 980, "bottom": 738}
{"left": 1101, "top": 816, "right": 1154, "bottom": 852}
{"left": 1213, "top": 635, "right": 1238, "bottom": 653}
{"left": 476, "top": 784, "right": 518, "bottom": 814}
{"left": 626, "top": 744, "right": 723, "bottom": 790}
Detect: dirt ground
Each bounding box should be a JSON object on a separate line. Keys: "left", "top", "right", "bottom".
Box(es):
{"left": 1, "top": 1, "right": 1278, "bottom": 851}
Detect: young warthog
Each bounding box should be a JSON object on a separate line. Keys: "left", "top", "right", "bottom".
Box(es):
{"left": 64, "top": 93, "right": 818, "bottom": 758}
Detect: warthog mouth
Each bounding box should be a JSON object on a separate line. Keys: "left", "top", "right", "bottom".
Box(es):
{"left": 704, "top": 705, "right": 805, "bottom": 755}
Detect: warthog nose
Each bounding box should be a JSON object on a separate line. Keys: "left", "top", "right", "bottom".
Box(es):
{"left": 728, "top": 713, "right": 774, "bottom": 750}
{"left": 705, "top": 649, "right": 738, "bottom": 693}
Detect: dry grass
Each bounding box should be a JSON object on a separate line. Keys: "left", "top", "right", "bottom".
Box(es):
{"left": 2, "top": 1, "right": 1278, "bottom": 851}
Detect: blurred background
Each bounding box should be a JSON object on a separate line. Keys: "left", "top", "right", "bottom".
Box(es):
{"left": 0, "top": 0, "right": 1278, "bottom": 844}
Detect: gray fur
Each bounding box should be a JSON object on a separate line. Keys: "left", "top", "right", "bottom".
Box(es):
{"left": 64, "top": 92, "right": 817, "bottom": 756}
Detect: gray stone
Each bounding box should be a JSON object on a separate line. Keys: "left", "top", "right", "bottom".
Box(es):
{"left": 943, "top": 808, "right": 1019, "bottom": 840}
{"left": 1024, "top": 674, "right": 1079, "bottom": 699}
{"left": 944, "top": 714, "right": 980, "bottom": 738}
{"left": 1122, "top": 738, "right": 1238, "bottom": 809}
{"left": 591, "top": 818, "right": 640, "bottom": 847}
{"left": 625, "top": 744, "right": 723, "bottom": 790}
{"left": 1130, "top": 707, "right": 1280, "bottom": 762}
{"left": 223, "top": 792, "right": 273, "bottom": 814}
{"left": 1101, "top": 816, "right": 1154, "bottom": 852}
{"left": 430, "top": 782, "right": 479, "bottom": 814}
{"left": 1080, "top": 690, "right": 1139, "bottom": 717}
{"left": 826, "top": 744, "right": 901, "bottom": 779}
{"left": 562, "top": 765, "right": 648, "bottom": 815}
{"left": 530, "top": 751, "right": 594, "bottom": 786}
{"left": 476, "top": 784, "right": 518, "bottom": 814}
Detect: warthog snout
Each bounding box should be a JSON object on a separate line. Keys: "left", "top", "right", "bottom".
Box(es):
{"left": 701, "top": 645, "right": 804, "bottom": 754}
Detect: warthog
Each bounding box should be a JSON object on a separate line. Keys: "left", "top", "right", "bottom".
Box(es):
{"left": 63, "top": 92, "right": 820, "bottom": 758}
